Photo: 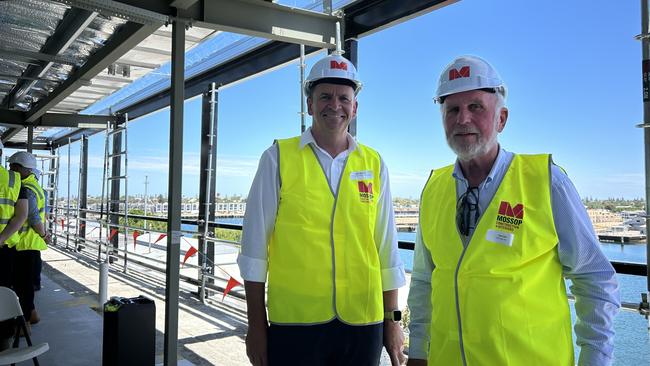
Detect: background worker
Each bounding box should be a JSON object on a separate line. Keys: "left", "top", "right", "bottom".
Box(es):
{"left": 0, "top": 141, "right": 28, "bottom": 347}
{"left": 407, "top": 55, "right": 620, "bottom": 366}
{"left": 8, "top": 151, "right": 49, "bottom": 326}
{"left": 239, "top": 54, "right": 406, "bottom": 366}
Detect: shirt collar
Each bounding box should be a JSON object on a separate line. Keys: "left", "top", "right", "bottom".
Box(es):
{"left": 299, "top": 127, "right": 359, "bottom": 156}
{"left": 452, "top": 147, "right": 508, "bottom": 189}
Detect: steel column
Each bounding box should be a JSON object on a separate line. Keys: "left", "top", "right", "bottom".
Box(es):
{"left": 27, "top": 126, "right": 33, "bottom": 153}
{"left": 78, "top": 135, "right": 88, "bottom": 247}
{"left": 164, "top": 19, "right": 185, "bottom": 366}
{"left": 344, "top": 38, "right": 358, "bottom": 137}
{"left": 641, "top": 0, "right": 650, "bottom": 320}
{"left": 198, "top": 83, "right": 218, "bottom": 300}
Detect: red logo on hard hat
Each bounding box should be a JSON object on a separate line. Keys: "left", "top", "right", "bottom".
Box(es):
{"left": 449, "top": 66, "right": 470, "bottom": 80}
{"left": 330, "top": 60, "right": 348, "bottom": 71}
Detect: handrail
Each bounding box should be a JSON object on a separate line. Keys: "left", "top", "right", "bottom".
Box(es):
{"left": 52, "top": 207, "right": 649, "bottom": 277}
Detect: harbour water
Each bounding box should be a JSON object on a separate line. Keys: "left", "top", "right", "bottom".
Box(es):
{"left": 198, "top": 220, "right": 650, "bottom": 364}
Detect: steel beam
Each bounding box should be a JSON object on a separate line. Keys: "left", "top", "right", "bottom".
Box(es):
{"left": 116, "top": 0, "right": 454, "bottom": 121}
{"left": 39, "top": 113, "right": 117, "bottom": 128}
{"left": 52, "top": 0, "right": 168, "bottom": 25}
{"left": 0, "top": 47, "right": 78, "bottom": 67}
{"left": 1, "top": 127, "right": 22, "bottom": 142}
{"left": 200, "top": 0, "right": 338, "bottom": 49}
{"left": 2, "top": 141, "right": 50, "bottom": 150}
{"left": 25, "top": 21, "right": 159, "bottom": 123}
{"left": 344, "top": 0, "right": 457, "bottom": 37}
{"left": 133, "top": 45, "right": 172, "bottom": 56}
{"left": 50, "top": 129, "right": 92, "bottom": 149}
{"left": 122, "top": 41, "right": 321, "bottom": 120}
{"left": 198, "top": 84, "right": 218, "bottom": 296}
{"left": 0, "top": 110, "right": 25, "bottom": 125}
{"left": 4, "top": 8, "right": 98, "bottom": 109}
{"left": 164, "top": 19, "right": 185, "bottom": 366}
{"left": 153, "top": 30, "right": 203, "bottom": 43}
{"left": 116, "top": 60, "right": 161, "bottom": 70}
{"left": 118, "top": 0, "right": 339, "bottom": 48}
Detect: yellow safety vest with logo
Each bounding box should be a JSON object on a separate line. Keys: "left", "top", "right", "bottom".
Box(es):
{"left": 16, "top": 174, "right": 47, "bottom": 251}
{"left": 419, "top": 154, "right": 573, "bottom": 366}
{"left": 0, "top": 166, "right": 22, "bottom": 248}
{"left": 267, "top": 137, "right": 383, "bottom": 325}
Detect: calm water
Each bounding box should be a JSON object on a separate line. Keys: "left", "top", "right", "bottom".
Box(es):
{"left": 194, "top": 220, "right": 650, "bottom": 364}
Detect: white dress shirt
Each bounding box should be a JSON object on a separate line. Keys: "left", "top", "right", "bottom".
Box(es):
{"left": 237, "top": 127, "right": 406, "bottom": 291}
{"left": 407, "top": 148, "right": 620, "bottom": 366}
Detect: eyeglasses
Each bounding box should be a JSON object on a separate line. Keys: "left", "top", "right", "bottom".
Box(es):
{"left": 456, "top": 187, "right": 480, "bottom": 236}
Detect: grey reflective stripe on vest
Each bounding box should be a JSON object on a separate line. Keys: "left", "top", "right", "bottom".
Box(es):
{"left": 0, "top": 218, "right": 10, "bottom": 224}
{"left": 8, "top": 171, "right": 15, "bottom": 189}
{"left": 18, "top": 226, "right": 29, "bottom": 234}
{"left": 24, "top": 183, "right": 44, "bottom": 201}
{"left": 0, "top": 198, "right": 15, "bottom": 206}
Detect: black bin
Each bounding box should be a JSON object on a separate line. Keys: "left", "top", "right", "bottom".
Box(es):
{"left": 103, "top": 295, "right": 156, "bottom": 366}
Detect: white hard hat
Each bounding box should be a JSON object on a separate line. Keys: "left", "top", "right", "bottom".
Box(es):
{"left": 0, "top": 140, "right": 4, "bottom": 150}
{"left": 434, "top": 55, "right": 506, "bottom": 103}
{"left": 304, "top": 54, "right": 362, "bottom": 95}
{"left": 8, "top": 151, "right": 37, "bottom": 170}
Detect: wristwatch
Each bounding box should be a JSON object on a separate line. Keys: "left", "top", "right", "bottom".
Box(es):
{"left": 384, "top": 309, "right": 402, "bottom": 322}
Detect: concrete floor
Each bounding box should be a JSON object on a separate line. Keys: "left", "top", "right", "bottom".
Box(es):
{"left": 15, "top": 238, "right": 406, "bottom": 365}
{"left": 24, "top": 244, "right": 250, "bottom": 365}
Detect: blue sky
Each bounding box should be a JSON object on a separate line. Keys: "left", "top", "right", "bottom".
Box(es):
{"left": 52, "top": 0, "right": 644, "bottom": 199}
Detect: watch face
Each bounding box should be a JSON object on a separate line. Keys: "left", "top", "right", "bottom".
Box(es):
{"left": 393, "top": 311, "right": 402, "bottom": 322}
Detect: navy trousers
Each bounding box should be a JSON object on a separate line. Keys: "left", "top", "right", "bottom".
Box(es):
{"left": 268, "top": 319, "right": 383, "bottom": 366}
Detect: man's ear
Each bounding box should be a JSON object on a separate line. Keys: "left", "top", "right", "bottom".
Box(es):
{"left": 307, "top": 96, "right": 313, "bottom": 116}
{"left": 497, "top": 107, "right": 508, "bottom": 132}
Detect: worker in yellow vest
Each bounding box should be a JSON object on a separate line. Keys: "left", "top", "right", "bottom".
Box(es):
{"left": 238, "top": 54, "right": 406, "bottom": 366}
{"left": 7, "top": 151, "right": 49, "bottom": 327}
{"left": 406, "top": 56, "right": 621, "bottom": 366}
{"left": 0, "top": 141, "right": 29, "bottom": 349}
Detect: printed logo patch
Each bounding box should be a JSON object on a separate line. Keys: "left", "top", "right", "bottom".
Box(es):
{"left": 448, "top": 66, "right": 470, "bottom": 80}
{"left": 495, "top": 201, "right": 524, "bottom": 232}
{"left": 330, "top": 60, "right": 348, "bottom": 70}
{"left": 358, "top": 181, "right": 374, "bottom": 203}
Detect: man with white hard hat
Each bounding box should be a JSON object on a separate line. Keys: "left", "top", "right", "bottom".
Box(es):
{"left": 239, "top": 54, "right": 406, "bottom": 366}
{"left": 406, "top": 55, "right": 620, "bottom": 366}
{"left": 0, "top": 142, "right": 29, "bottom": 350}
{"left": 8, "top": 151, "right": 49, "bottom": 327}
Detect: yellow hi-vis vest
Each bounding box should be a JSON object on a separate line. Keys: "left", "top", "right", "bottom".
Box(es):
{"left": 0, "top": 166, "right": 21, "bottom": 248}
{"left": 419, "top": 154, "right": 573, "bottom": 366}
{"left": 267, "top": 137, "right": 383, "bottom": 325}
{"left": 16, "top": 174, "right": 47, "bottom": 252}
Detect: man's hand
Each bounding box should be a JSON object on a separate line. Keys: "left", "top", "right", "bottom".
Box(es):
{"left": 384, "top": 319, "right": 406, "bottom": 365}
{"left": 245, "top": 323, "right": 268, "bottom": 366}
{"left": 406, "top": 358, "right": 427, "bottom": 366}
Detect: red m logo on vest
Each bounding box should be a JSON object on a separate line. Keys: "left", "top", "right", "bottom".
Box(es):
{"left": 358, "top": 181, "right": 373, "bottom": 194}
{"left": 330, "top": 60, "right": 348, "bottom": 70}
{"left": 448, "top": 66, "right": 470, "bottom": 80}
{"left": 498, "top": 201, "right": 524, "bottom": 219}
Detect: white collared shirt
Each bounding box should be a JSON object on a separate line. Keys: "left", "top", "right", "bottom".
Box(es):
{"left": 237, "top": 127, "right": 406, "bottom": 291}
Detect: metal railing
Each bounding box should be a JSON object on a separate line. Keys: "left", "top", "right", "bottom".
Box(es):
{"left": 50, "top": 206, "right": 649, "bottom": 315}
